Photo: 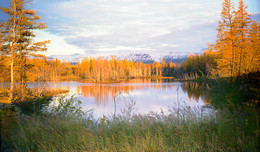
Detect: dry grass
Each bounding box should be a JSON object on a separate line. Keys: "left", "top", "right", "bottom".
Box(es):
{"left": 1, "top": 97, "right": 258, "bottom": 152}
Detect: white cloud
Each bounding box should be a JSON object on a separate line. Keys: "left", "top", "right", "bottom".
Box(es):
{"left": 32, "top": 0, "right": 259, "bottom": 55}
{"left": 34, "top": 30, "right": 85, "bottom": 55}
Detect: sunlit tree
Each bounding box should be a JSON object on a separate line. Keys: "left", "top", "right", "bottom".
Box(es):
{"left": 1, "top": 0, "right": 49, "bottom": 102}
{"left": 234, "top": 0, "right": 251, "bottom": 75}
{"left": 215, "top": 0, "right": 237, "bottom": 77}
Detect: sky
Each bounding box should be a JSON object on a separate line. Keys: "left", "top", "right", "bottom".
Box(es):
{"left": 0, "top": 0, "right": 259, "bottom": 56}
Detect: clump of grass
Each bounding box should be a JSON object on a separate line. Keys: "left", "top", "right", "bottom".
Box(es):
{"left": 10, "top": 88, "right": 69, "bottom": 116}
{"left": 1, "top": 96, "right": 258, "bottom": 152}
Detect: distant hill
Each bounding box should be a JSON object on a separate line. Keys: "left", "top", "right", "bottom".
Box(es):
{"left": 46, "top": 51, "right": 203, "bottom": 64}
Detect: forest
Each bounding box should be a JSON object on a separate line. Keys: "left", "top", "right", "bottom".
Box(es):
{"left": 1, "top": 0, "right": 260, "bottom": 151}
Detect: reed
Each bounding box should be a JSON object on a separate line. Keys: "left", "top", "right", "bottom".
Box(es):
{"left": 1, "top": 97, "right": 258, "bottom": 152}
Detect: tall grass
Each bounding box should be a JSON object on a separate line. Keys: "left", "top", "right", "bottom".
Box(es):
{"left": 1, "top": 97, "right": 259, "bottom": 152}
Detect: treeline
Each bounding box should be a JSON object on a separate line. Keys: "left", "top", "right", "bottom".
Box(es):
{"left": 0, "top": 56, "right": 178, "bottom": 83}
{"left": 181, "top": 46, "right": 217, "bottom": 78}
{"left": 181, "top": 0, "right": 260, "bottom": 79}
{"left": 78, "top": 57, "right": 178, "bottom": 82}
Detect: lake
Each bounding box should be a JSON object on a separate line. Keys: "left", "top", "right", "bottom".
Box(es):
{"left": 45, "top": 79, "right": 213, "bottom": 118}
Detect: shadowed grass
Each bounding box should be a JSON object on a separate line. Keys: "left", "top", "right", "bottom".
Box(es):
{"left": 1, "top": 96, "right": 258, "bottom": 152}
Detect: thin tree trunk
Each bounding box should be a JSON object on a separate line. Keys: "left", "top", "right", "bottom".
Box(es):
{"left": 230, "top": 15, "right": 235, "bottom": 79}
{"left": 10, "top": 0, "right": 16, "bottom": 103}
{"left": 238, "top": 46, "right": 243, "bottom": 76}
{"left": 238, "top": 27, "right": 244, "bottom": 76}
{"left": 10, "top": 44, "right": 14, "bottom": 102}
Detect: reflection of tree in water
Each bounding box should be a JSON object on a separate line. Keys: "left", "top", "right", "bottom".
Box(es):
{"left": 181, "top": 82, "right": 211, "bottom": 105}
{"left": 79, "top": 85, "right": 134, "bottom": 107}
{"left": 78, "top": 78, "right": 176, "bottom": 107}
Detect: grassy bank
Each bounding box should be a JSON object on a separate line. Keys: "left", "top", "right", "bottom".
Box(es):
{"left": 1, "top": 74, "right": 259, "bottom": 152}
{"left": 0, "top": 87, "right": 68, "bottom": 113}
{"left": 1, "top": 97, "right": 259, "bottom": 152}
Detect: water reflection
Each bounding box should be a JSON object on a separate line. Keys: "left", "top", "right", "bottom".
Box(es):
{"left": 181, "top": 82, "right": 211, "bottom": 105}
{"left": 50, "top": 79, "right": 211, "bottom": 117}
{"left": 1, "top": 79, "right": 212, "bottom": 118}
{"left": 78, "top": 79, "right": 177, "bottom": 107}
{"left": 77, "top": 80, "right": 211, "bottom": 108}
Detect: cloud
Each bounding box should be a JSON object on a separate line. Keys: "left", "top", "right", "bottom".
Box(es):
{"left": 31, "top": 0, "right": 259, "bottom": 55}
{"left": 34, "top": 30, "right": 85, "bottom": 55}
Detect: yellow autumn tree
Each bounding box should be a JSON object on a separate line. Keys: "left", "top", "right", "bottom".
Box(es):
{"left": 1, "top": 0, "right": 49, "bottom": 102}
{"left": 214, "top": 0, "right": 258, "bottom": 78}
{"left": 234, "top": 0, "right": 252, "bottom": 76}
{"left": 215, "top": 0, "right": 237, "bottom": 77}
{"left": 246, "top": 21, "right": 260, "bottom": 73}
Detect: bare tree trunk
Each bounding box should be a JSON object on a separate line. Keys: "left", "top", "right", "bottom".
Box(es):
{"left": 10, "top": 0, "right": 16, "bottom": 103}
{"left": 238, "top": 46, "right": 243, "bottom": 76}
{"left": 10, "top": 45, "right": 14, "bottom": 102}
{"left": 230, "top": 16, "right": 235, "bottom": 79}
{"left": 238, "top": 8, "right": 246, "bottom": 76}
{"left": 238, "top": 27, "right": 244, "bottom": 76}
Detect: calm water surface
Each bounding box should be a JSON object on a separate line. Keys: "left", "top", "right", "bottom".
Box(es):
{"left": 46, "top": 79, "right": 212, "bottom": 118}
